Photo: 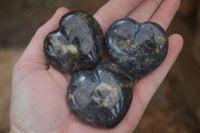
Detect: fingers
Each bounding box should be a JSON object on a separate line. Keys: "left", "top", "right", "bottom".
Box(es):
{"left": 124, "top": 34, "right": 183, "bottom": 131}
{"left": 150, "top": 0, "right": 181, "bottom": 30}
{"left": 94, "top": 0, "right": 143, "bottom": 32}
{"left": 16, "top": 7, "right": 69, "bottom": 70}
{"left": 94, "top": 0, "right": 180, "bottom": 34}
{"left": 128, "top": 0, "right": 163, "bottom": 22}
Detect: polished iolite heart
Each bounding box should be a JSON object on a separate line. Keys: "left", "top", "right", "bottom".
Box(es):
{"left": 105, "top": 18, "right": 168, "bottom": 78}
{"left": 67, "top": 62, "right": 133, "bottom": 128}
{"left": 44, "top": 11, "right": 104, "bottom": 73}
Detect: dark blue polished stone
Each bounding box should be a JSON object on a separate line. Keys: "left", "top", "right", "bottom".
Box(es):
{"left": 67, "top": 62, "right": 133, "bottom": 128}
{"left": 44, "top": 11, "right": 104, "bottom": 73}
{"left": 105, "top": 18, "right": 168, "bottom": 78}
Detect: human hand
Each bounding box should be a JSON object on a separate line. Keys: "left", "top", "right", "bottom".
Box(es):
{"left": 10, "top": 0, "right": 183, "bottom": 132}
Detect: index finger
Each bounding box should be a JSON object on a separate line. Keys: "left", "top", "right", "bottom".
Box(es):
{"left": 150, "top": 0, "right": 181, "bottom": 30}
{"left": 94, "top": 0, "right": 143, "bottom": 32}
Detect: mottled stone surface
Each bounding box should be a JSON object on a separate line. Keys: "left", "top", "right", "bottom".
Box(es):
{"left": 67, "top": 62, "right": 133, "bottom": 128}
{"left": 1, "top": 0, "right": 200, "bottom": 132}
{"left": 105, "top": 18, "right": 168, "bottom": 78}
{"left": 44, "top": 11, "right": 104, "bottom": 73}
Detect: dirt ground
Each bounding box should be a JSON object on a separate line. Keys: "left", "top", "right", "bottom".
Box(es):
{"left": 0, "top": 0, "right": 200, "bottom": 132}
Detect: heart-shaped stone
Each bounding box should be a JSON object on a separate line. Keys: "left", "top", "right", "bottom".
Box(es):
{"left": 44, "top": 11, "right": 104, "bottom": 73}
{"left": 105, "top": 18, "right": 168, "bottom": 78}
{"left": 67, "top": 62, "right": 133, "bottom": 128}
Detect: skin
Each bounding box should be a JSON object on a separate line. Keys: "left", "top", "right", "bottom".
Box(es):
{"left": 10, "top": 0, "right": 183, "bottom": 133}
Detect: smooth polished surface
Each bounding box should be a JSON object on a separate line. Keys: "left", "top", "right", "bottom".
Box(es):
{"left": 105, "top": 18, "right": 168, "bottom": 78}
{"left": 67, "top": 62, "right": 133, "bottom": 128}
{"left": 44, "top": 11, "right": 104, "bottom": 73}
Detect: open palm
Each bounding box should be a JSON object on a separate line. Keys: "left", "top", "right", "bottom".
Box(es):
{"left": 10, "top": 0, "right": 183, "bottom": 133}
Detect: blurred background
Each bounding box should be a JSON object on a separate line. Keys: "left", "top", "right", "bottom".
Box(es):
{"left": 0, "top": 0, "right": 200, "bottom": 132}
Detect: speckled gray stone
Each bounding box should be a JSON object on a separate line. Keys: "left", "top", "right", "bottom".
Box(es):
{"left": 44, "top": 11, "right": 104, "bottom": 73}
{"left": 105, "top": 18, "right": 168, "bottom": 78}
{"left": 67, "top": 62, "right": 133, "bottom": 128}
